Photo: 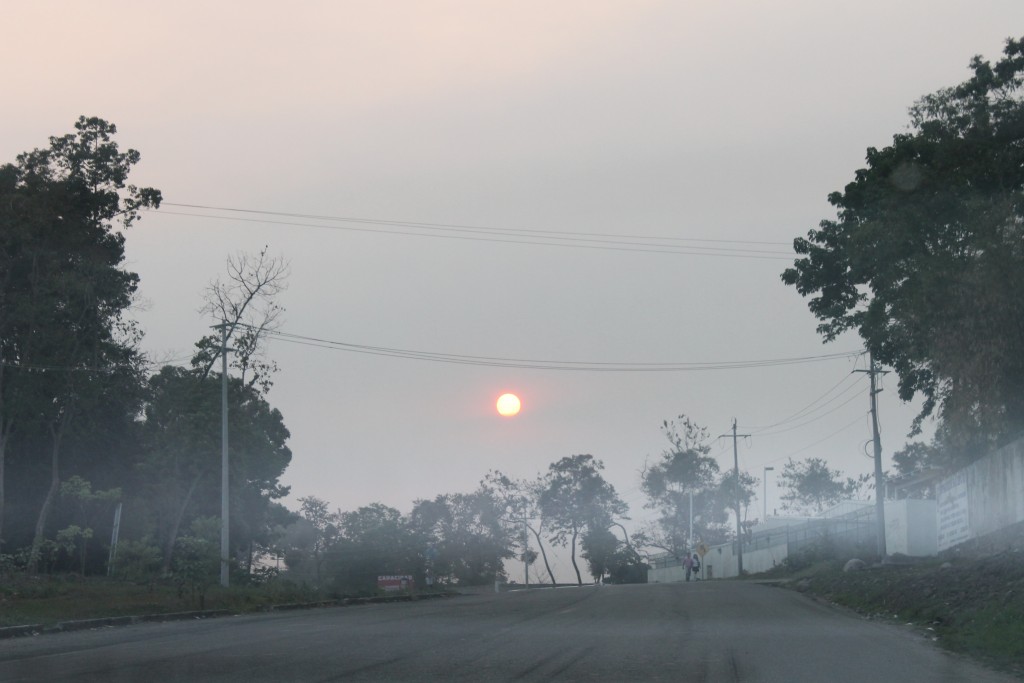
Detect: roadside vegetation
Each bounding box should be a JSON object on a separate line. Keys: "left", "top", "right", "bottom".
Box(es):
{"left": 0, "top": 575, "right": 316, "bottom": 629}
{"left": 0, "top": 571, "right": 461, "bottom": 630}
{"left": 762, "top": 545, "right": 1024, "bottom": 677}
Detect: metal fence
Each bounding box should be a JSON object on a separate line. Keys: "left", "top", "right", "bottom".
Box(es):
{"left": 650, "top": 506, "right": 878, "bottom": 575}
{"left": 775, "top": 506, "right": 876, "bottom": 555}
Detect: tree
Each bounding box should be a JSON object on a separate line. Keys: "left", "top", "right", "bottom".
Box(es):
{"left": 409, "top": 489, "right": 514, "bottom": 585}
{"left": 715, "top": 469, "right": 759, "bottom": 526}
{"left": 639, "top": 416, "right": 729, "bottom": 561}
{"left": 284, "top": 496, "right": 339, "bottom": 587}
{"left": 482, "top": 470, "right": 558, "bottom": 585}
{"left": 58, "top": 475, "right": 121, "bottom": 575}
{"left": 326, "top": 503, "right": 419, "bottom": 594}
{"left": 782, "top": 38, "right": 1024, "bottom": 462}
{"left": 580, "top": 525, "right": 619, "bottom": 581}
{"left": 135, "top": 247, "right": 289, "bottom": 575}
{"left": 0, "top": 117, "right": 160, "bottom": 568}
{"left": 778, "top": 457, "right": 857, "bottom": 515}
{"left": 137, "top": 365, "right": 291, "bottom": 574}
{"left": 580, "top": 527, "right": 648, "bottom": 584}
{"left": 539, "top": 455, "right": 627, "bottom": 586}
{"left": 192, "top": 248, "right": 288, "bottom": 395}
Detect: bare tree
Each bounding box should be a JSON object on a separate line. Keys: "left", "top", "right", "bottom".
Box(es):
{"left": 149, "top": 249, "right": 288, "bottom": 573}
{"left": 193, "top": 247, "right": 289, "bottom": 395}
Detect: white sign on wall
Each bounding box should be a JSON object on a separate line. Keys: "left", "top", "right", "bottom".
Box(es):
{"left": 936, "top": 471, "right": 971, "bottom": 551}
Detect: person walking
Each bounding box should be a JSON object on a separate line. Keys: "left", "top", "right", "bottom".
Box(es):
{"left": 683, "top": 553, "right": 693, "bottom": 581}
{"left": 691, "top": 553, "right": 701, "bottom": 580}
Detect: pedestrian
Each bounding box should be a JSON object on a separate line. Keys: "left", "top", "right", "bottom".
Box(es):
{"left": 691, "top": 553, "right": 701, "bottom": 580}
{"left": 683, "top": 553, "right": 693, "bottom": 581}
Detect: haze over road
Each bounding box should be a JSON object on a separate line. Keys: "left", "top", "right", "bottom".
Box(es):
{"left": 0, "top": 582, "right": 1013, "bottom": 682}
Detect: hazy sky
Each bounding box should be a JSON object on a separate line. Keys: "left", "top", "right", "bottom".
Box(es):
{"left": 3, "top": 2, "right": 1022, "bottom": 565}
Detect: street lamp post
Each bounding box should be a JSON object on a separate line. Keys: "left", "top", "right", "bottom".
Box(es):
{"left": 763, "top": 466, "right": 774, "bottom": 522}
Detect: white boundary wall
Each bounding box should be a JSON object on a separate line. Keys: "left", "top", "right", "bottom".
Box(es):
{"left": 937, "top": 436, "right": 1024, "bottom": 551}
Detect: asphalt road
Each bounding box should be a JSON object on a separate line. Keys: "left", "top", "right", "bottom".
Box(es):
{"left": 0, "top": 581, "right": 1016, "bottom": 682}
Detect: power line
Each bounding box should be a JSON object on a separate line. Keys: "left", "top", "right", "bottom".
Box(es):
{"left": 258, "top": 326, "right": 862, "bottom": 372}
{"left": 749, "top": 377, "right": 868, "bottom": 437}
{"left": 160, "top": 202, "right": 793, "bottom": 247}
{"left": 151, "top": 203, "right": 796, "bottom": 260}
{"left": 765, "top": 412, "right": 871, "bottom": 464}
{"left": 746, "top": 356, "right": 866, "bottom": 432}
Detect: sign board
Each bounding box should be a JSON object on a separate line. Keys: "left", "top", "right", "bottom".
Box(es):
{"left": 696, "top": 543, "right": 709, "bottom": 557}
{"left": 377, "top": 575, "right": 414, "bottom": 592}
{"left": 936, "top": 471, "right": 971, "bottom": 551}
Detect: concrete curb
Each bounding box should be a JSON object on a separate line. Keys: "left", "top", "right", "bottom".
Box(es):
{"left": 44, "top": 610, "right": 234, "bottom": 635}
{"left": 0, "top": 592, "right": 452, "bottom": 639}
{"left": 0, "top": 624, "right": 43, "bottom": 639}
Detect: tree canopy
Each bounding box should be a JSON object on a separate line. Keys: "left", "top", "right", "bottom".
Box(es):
{"left": 0, "top": 119, "right": 300, "bottom": 587}
{"left": 0, "top": 117, "right": 160, "bottom": 564}
{"left": 782, "top": 37, "right": 1024, "bottom": 463}
{"left": 539, "top": 454, "right": 627, "bottom": 585}
{"left": 777, "top": 457, "right": 858, "bottom": 516}
{"left": 639, "top": 417, "right": 731, "bottom": 560}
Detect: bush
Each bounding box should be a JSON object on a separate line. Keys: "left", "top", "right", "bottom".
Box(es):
{"left": 111, "top": 540, "right": 163, "bottom": 582}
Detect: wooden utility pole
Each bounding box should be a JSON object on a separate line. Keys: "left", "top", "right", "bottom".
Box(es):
{"left": 721, "top": 420, "right": 750, "bottom": 576}
{"left": 868, "top": 353, "right": 887, "bottom": 559}
{"left": 857, "top": 352, "right": 887, "bottom": 559}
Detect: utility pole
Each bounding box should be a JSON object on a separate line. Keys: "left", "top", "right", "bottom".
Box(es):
{"left": 218, "top": 323, "right": 232, "bottom": 588}
{"left": 856, "top": 352, "right": 888, "bottom": 559}
{"left": 720, "top": 420, "right": 750, "bottom": 576}
{"left": 688, "top": 489, "right": 694, "bottom": 554}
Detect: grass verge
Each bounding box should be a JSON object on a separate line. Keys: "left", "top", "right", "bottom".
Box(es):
{"left": 0, "top": 575, "right": 345, "bottom": 629}
{"left": 767, "top": 550, "right": 1024, "bottom": 678}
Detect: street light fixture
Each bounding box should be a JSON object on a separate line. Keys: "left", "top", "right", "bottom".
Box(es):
{"left": 763, "top": 466, "right": 775, "bottom": 522}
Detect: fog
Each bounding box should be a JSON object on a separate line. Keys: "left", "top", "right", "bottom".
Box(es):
{"left": 2, "top": 2, "right": 1021, "bottom": 577}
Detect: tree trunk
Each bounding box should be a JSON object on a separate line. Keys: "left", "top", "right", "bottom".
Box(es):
{"left": 610, "top": 521, "right": 633, "bottom": 550}
{"left": 0, "top": 353, "right": 12, "bottom": 554}
{"left": 161, "top": 472, "right": 204, "bottom": 574}
{"left": 28, "top": 414, "right": 70, "bottom": 574}
{"left": 529, "top": 524, "right": 557, "bottom": 585}
{"left": 0, "top": 421, "right": 7, "bottom": 555}
{"left": 570, "top": 527, "right": 583, "bottom": 586}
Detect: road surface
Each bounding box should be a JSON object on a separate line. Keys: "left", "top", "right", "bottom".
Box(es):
{"left": 0, "top": 581, "right": 1015, "bottom": 682}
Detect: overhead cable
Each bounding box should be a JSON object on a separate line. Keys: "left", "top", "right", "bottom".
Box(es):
{"left": 258, "top": 326, "right": 861, "bottom": 372}
{"left": 151, "top": 202, "right": 796, "bottom": 260}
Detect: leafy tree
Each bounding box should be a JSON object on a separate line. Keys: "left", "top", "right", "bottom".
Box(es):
{"left": 326, "top": 503, "right": 419, "bottom": 595}
{"left": 778, "top": 457, "right": 858, "bottom": 515}
{"left": 482, "top": 470, "right": 558, "bottom": 585}
{"left": 136, "top": 365, "right": 291, "bottom": 574}
{"left": 782, "top": 38, "right": 1024, "bottom": 461}
{"left": 409, "top": 490, "right": 514, "bottom": 585}
{"left": 715, "top": 469, "right": 759, "bottom": 526}
{"left": 580, "top": 525, "right": 618, "bottom": 581}
{"left": 172, "top": 517, "right": 220, "bottom": 608}
{"left": 132, "top": 248, "right": 289, "bottom": 575}
{"left": 284, "top": 496, "right": 340, "bottom": 587}
{"left": 0, "top": 117, "right": 160, "bottom": 567}
{"left": 539, "top": 454, "right": 627, "bottom": 586}
{"left": 57, "top": 475, "right": 120, "bottom": 574}
{"left": 639, "top": 416, "right": 729, "bottom": 561}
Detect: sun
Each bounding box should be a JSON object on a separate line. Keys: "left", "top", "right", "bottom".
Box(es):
{"left": 496, "top": 393, "right": 521, "bottom": 417}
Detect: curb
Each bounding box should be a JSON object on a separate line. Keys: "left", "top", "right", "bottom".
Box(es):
{"left": 0, "top": 624, "right": 43, "bottom": 639}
